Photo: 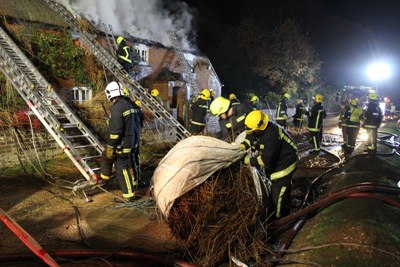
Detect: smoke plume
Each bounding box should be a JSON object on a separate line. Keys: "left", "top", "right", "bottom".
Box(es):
{"left": 55, "top": 0, "right": 196, "bottom": 51}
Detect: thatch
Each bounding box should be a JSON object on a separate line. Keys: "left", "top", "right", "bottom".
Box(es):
{"left": 167, "top": 164, "right": 272, "bottom": 267}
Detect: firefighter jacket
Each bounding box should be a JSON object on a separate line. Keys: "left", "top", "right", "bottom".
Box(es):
{"left": 108, "top": 97, "right": 141, "bottom": 151}
{"left": 230, "top": 98, "right": 240, "bottom": 106}
{"left": 338, "top": 105, "right": 349, "bottom": 128}
{"left": 362, "top": 101, "right": 382, "bottom": 129}
{"left": 275, "top": 98, "right": 288, "bottom": 121}
{"left": 293, "top": 103, "right": 305, "bottom": 120}
{"left": 241, "top": 121, "right": 298, "bottom": 181}
{"left": 346, "top": 105, "right": 362, "bottom": 128}
{"left": 306, "top": 102, "right": 326, "bottom": 132}
{"left": 116, "top": 40, "right": 132, "bottom": 64}
{"left": 219, "top": 103, "right": 252, "bottom": 141}
{"left": 190, "top": 98, "right": 209, "bottom": 126}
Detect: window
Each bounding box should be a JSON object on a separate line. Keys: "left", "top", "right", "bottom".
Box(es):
{"left": 72, "top": 87, "right": 92, "bottom": 104}
{"left": 134, "top": 44, "right": 149, "bottom": 63}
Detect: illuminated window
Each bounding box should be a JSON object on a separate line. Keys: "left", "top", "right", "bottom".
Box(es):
{"left": 134, "top": 44, "right": 149, "bottom": 63}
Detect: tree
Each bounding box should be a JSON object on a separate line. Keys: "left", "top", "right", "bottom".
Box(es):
{"left": 253, "top": 19, "right": 322, "bottom": 97}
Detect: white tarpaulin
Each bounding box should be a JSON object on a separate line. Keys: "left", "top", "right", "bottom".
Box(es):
{"left": 152, "top": 134, "right": 247, "bottom": 218}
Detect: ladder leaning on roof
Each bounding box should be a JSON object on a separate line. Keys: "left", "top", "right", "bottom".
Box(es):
{"left": 0, "top": 25, "right": 103, "bottom": 191}
{"left": 43, "top": 0, "right": 191, "bottom": 141}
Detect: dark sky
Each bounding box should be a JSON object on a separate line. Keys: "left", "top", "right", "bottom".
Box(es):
{"left": 183, "top": 0, "right": 400, "bottom": 103}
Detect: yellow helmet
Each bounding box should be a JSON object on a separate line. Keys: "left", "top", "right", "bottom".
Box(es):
{"left": 368, "top": 92, "right": 378, "bottom": 100}
{"left": 116, "top": 36, "right": 125, "bottom": 44}
{"left": 315, "top": 94, "right": 323, "bottom": 103}
{"left": 283, "top": 93, "right": 291, "bottom": 99}
{"left": 229, "top": 93, "right": 237, "bottom": 100}
{"left": 350, "top": 98, "right": 358, "bottom": 106}
{"left": 245, "top": 110, "right": 269, "bottom": 133}
{"left": 135, "top": 100, "right": 141, "bottom": 107}
{"left": 200, "top": 88, "right": 211, "bottom": 100}
{"left": 209, "top": 97, "right": 231, "bottom": 117}
{"left": 250, "top": 95, "right": 259, "bottom": 102}
{"left": 123, "top": 88, "right": 129, "bottom": 97}
{"left": 151, "top": 89, "right": 159, "bottom": 97}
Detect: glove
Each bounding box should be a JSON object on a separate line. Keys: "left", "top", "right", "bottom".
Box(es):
{"left": 239, "top": 144, "right": 246, "bottom": 151}
{"left": 106, "top": 145, "right": 115, "bottom": 160}
{"left": 244, "top": 155, "right": 250, "bottom": 165}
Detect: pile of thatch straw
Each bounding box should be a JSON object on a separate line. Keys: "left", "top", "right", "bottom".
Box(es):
{"left": 167, "top": 163, "right": 272, "bottom": 267}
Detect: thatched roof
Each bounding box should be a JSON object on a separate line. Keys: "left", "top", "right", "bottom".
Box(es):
{"left": 0, "top": 0, "right": 67, "bottom": 27}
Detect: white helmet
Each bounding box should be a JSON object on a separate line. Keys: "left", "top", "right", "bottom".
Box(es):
{"left": 105, "top": 81, "right": 123, "bottom": 100}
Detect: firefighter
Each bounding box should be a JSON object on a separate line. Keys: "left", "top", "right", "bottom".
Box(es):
{"left": 292, "top": 99, "right": 305, "bottom": 129}
{"left": 209, "top": 96, "right": 252, "bottom": 143}
{"left": 362, "top": 92, "right": 383, "bottom": 152}
{"left": 229, "top": 93, "right": 240, "bottom": 106}
{"left": 190, "top": 88, "right": 210, "bottom": 135}
{"left": 249, "top": 95, "right": 259, "bottom": 110}
{"left": 344, "top": 98, "right": 362, "bottom": 154}
{"left": 116, "top": 36, "right": 133, "bottom": 74}
{"left": 305, "top": 94, "right": 326, "bottom": 154}
{"left": 338, "top": 100, "right": 350, "bottom": 150}
{"left": 275, "top": 93, "right": 291, "bottom": 129}
{"left": 133, "top": 99, "right": 145, "bottom": 185}
{"left": 240, "top": 110, "right": 298, "bottom": 219}
{"left": 100, "top": 81, "right": 141, "bottom": 202}
{"left": 151, "top": 89, "right": 164, "bottom": 106}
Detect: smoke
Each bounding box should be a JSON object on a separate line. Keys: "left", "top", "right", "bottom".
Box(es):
{"left": 55, "top": 0, "right": 197, "bottom": 51}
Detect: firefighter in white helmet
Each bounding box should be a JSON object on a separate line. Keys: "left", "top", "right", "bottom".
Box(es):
{"left": 100, "top": 81, "right": 141, "bottom": 202}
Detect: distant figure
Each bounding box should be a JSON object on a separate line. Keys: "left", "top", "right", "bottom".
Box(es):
{"left": 190, "top": 88, "right": 210, "bottom": 135}
{"left": 389, "top": 102, "right": 396, "bottom": 119}
{"left": 249, "top": 95, "right": 259, "bottom": 110}
{"left": 305, "top": 94, "right": 326, "bottom": 154}
{"left": 116, "top": 36, "right": 133, "bottom": 74}
{"left": 344, "top": 98, "right": 362, "bottom": 155}
{"left": 362, "top": 92, "right": 382, "bottom": 152}
{"left": 292, "top": 99, "right": 305, "bottom": 130}
{"left": 229, "top": 93, "right": 240, "bottom": 106}
{"left": 275, "top": 93, "right": 291, "bottom": 129}
{"left": 338, "top": 100, "right": 350, "bottom": 150}
{"left": 151, "top": 89, "right": 164, "bottom": 107}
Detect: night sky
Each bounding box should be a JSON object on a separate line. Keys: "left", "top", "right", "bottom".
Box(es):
{"left": 182, "top": 0, "right": 400, "bottom": 103}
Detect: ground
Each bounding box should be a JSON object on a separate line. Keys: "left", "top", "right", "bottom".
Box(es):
{"left": 0, "top": 114, "right": 400, "bottom": 267}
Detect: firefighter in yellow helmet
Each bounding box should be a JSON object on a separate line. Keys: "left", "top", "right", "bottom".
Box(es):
{"left": 361, "top": 91, "right": 382, "bottom": 152}
{"left": 240, "top": 110, "right": 298, "bottom": 220}
{"left": 305, "top": 94, "right": 326, "bottom": 154}
{"left": 275, "top": 93, "right": 291, "bottom": 129}
{"left": 229, "top": 93, "right": 240, "bottom": 106}
{"left": 116, "top": 36, "right": 133, "bottom": 73}
{"left": 190, "top": 88, "right": 210, "bottom": 135}
{"left": 209, "top": 96, "right": 252, "bottom": 142}
{"left": 338, "top": 99, "right": 350, "bottom": 150}
{"left": 249, "top": 95, "right": 259, "bottom": 110}
{"left": 151, "top": 89, "right": 164, "bottom": 106}
{"left": 343, "top": 98, "right": 362, "bottom": 155}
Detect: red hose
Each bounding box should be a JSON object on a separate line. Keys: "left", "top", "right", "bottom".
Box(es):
{"left": 0, "top": 208, "right": 60, "bottom": 267}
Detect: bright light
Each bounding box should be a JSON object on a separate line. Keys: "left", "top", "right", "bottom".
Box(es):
{"left": 367, "top": 62, "right": 392, "bottom": 81}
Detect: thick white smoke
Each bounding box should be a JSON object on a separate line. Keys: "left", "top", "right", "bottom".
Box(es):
{"left": 55, "top": 0, "right": 196, "bottom": 51}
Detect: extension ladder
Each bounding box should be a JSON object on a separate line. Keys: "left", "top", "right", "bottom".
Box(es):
{"left": 102, "top": 23, "right": 118, "bottom": 54}
{"left": 166, "top": 30, "right": 200, "bottom": 96}
{"left": 44, "top": 0, "right": 191, "bottom": 140}
{"left": 0, "top": 25, "right": 103, "bottom": 190}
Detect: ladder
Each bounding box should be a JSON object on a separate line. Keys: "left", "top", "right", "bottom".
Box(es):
{"left": 43, "top": 0, "right": 191, "bottom": 141}
{"left": 102, "top": 23, "right": 117, "bottom": 54}
{"left": 166, "top": 30, "right": 200, "bottom": 97}
{"left": 0, "top": 25, "right": 103, "bottom": 190}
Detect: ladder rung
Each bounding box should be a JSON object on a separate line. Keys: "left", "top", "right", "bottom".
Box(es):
{"left": 74, "top": 144, "right": 96, "bottom": 149}
{"left": 65, "top": 134, "right": 87, "bottom": 139}
{"left": 81, "top": 155, "right": 101, "bottom": 160}
{"left": 61, "top": 123, "right": 80, "bottom": 129}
